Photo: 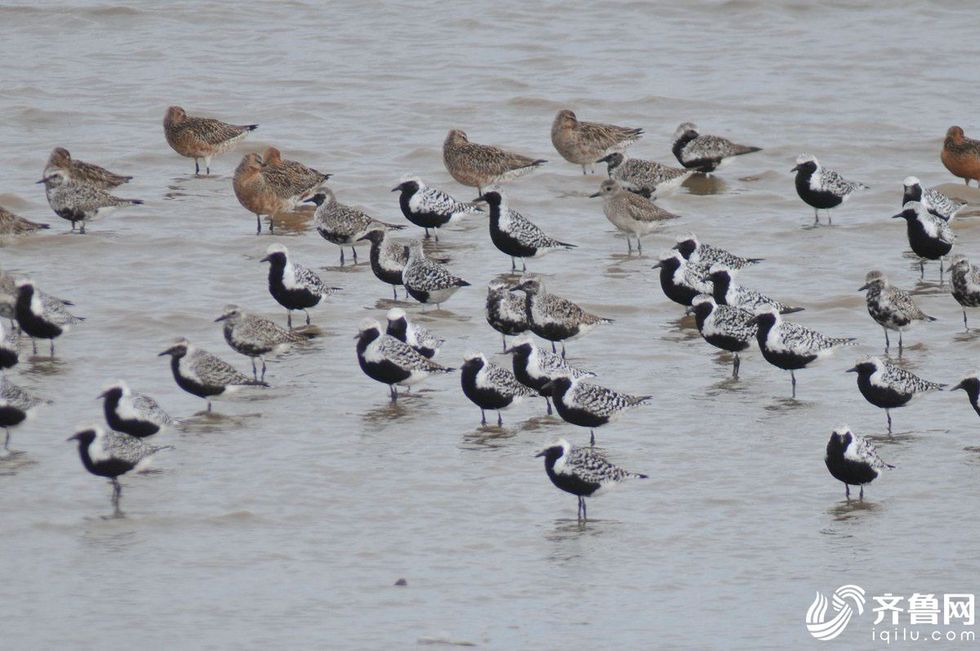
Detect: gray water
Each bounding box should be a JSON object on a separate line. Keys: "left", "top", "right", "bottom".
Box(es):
{"left": 2, "top": 1, "right": 980, "bottom": 649}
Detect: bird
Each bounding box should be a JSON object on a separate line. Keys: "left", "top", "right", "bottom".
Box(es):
{"left": 358, "top": 227, "right": 409, "bottom": 300}
{"left": 893, "top": 201, "right": 955, "bottom": 278}
{"left": 709, "top": 268, "right": 804, "bottom": 315}
{"left": 902, "top": 176, "right": 965, "bottom": 222}
{"left": 847, "top": 356, "right": 945, "bottom": 434}
{"left": 355, "top": 319, "right": 454, "bottom": 402}
{"left": 949, "top": 255, "right": 980, "bottom": 330}
{"left": 673, "top": 233, "right": 762, "bottom": 270}
{"left": 68, "top": 425, "right": 172, "bottom": 515}
{"left": 0, "top": 378, "right": 43, "bottom": 451}
{"left": 825, "top": 426, "right": 893, "bottom": 501}
{"left": 98, "top": 381, "right": 173, "bottom": 438}
{"left": 216, "top": 305, "right": 308, "bottom": 381}
{"left": 689, "top": 295, "right": 757, "bottom": 379}
{"left": 37, "top": 168, "right": 143, "bottom": 233}
{"left": 307, "top": 189, "right": 404, "bottom": 265}
{"left": 460, "top": 352, "right": 537, "bottom": 425}
{"left": 941, "top": 126, "right": 980, "bottom": 186}
{"left": 596, "top": 152, "right": 692, "bottom": 198}
{"left": 260, "top": 243, "right": 336, "bottom": 328}
{"left": 671, "top": 122, "right": 760, "bottom": 173}
{"left": 44, "top": 147, "right": 132, "bottom": 189}
{"left": 591, "top": 180, "right": 679, "bottom": 253}
{"left": 392, "top": 176, "right": 482, "bottom": 240}
{"left": 14, "top": 278, "right": 83, "bottom": 355}
{"left": 261, "top": 146, "right": 331, "bottom": 205}
{"left": 510, "top": 278, "right": 612, "bottom": 357}
{"left": 0, "top": 206, "right": 49, "bottom": 235}
{"left": 550, "top": 109, "right": 643, "bottom": 174}
{"left": 0, "top": 273, "right": 74, "bottom": 329}
{"left": 504, "top": 334, "right": 595, "bottom": 415}
{"left": 385, "top": 307, "right": 444, "bottom": 359}
{"left": 536, "top": 438, "right": 647, "bottom": 521}
{"left": 159, "top": 338, "right": 267, "bottom": 412}
{"left": 542, "top": 375, "right": 651, "bottom": 446}
{"left": 653, "top": 250, "right": 715, "bottom": 307}
{"left": 163, "top": 105, "right": 257, "bottom": 175}
{"left": 442, "top": 129, "right": 546, "bottom": 194}
{"left": 951, "top": 373, "right": 980, "bottom": 418}
{"left": 791, "top": 154, "right": 868, "bottom": 225}
{"left": 859, "top": 270, "right": 935, "bottom": 351}
{"left": 402, "top": 240, "right": 470, "bottom": 308}
{"left": 0, "top": 321, "right": 17, "bottom": 372}
{"left": 475, "top": 190, "right": 575, "bottom": 271}
{"left": 750, "top": 308, "right": 856, "bottom": 398}
{"left": 232, "top": 152, "right": 293, "bottom": 234}
{"left": 486, "top": 280, "right": 530, "bottom": 351}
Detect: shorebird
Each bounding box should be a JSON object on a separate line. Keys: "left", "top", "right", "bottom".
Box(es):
{"left": 941, "top": 126, "right": 980, "bottom": 186}
{"left": 0, "top": 321, "right": 18, "bottom": 373}
{"left": 0, "top": 206, "right": 47, "bottom": 236}
{"left": 307, "top": 189, "right": 404, "bottom": 265}
{"left": 233, "top": 153, "right": 291, "bottom": 234}
{"left": 542, "top": 375, "right": 651, "bottom": 446}
{"left": 159, "top": 338, "right": 268, "bottom": 412}
{"left": 596, "top": 152, "right": 692, "bottom": 198}
{"left": 847, "top": 356, "right": 945, "bottom": 434}
{"left": 550, "top": 109, "right": 642, "bottom": 174}
{"left": 163, "top": 105, "right": 257, "bottom": 175}
{"left": 443, "top": 129, "right": 546, "bottom": 194}
{"left": 671, "top": 122, "right": 760, "bottom": 173}
{"left": 261, "top": 146, "right": 331, "bottom": 206}
{"left": 673, "top": 233, "right": 762, "bottom": 270}
{"left": 486, "top": 280, "right": 530, "bottom": 350}
{"left": 14, "top": 279, "right": 83, "bottom": 355}
{"left": 98, "top": 381, "right": 173, "bottom": 438}
{"left": 358, "top": 227, "right": 409, "bottom": 300}
{"left": 825, "top": 426, "right": 892, "bottom": 500}
{"left": 386, "top": 308, "right": 444, "bottom": 359}
{"left": 951, "top": 373, "right": 980, "bottom": 418}
{"left": 475, "top": 191, "right": 575, "bottom": 271}
{"left": 792, "top": 154, "right": 868, "bottom": 225}
{"left": 652, "top": 250, "right": 713, "bottom": 307}
{"left": 902, "top": 176, "right": 965, "bottom": 222}
{"left": 949, "top": 255, "right": 980, "bottom": 330}
{"left": 37, "top": 168, "right": 142, "bottom": 233}
{"left": 460, "top": 353, "right": 537, "bottom": 425}
{"left": 505, "top": 334, "right": 594, "bottom": 415}
{"left": 392, "top": 176, "right": 482, "bottom": 240}
{"left": 591, "top": 179, "right": 678, "bottom": 253}
{"left": 216, "top": 305, "right": 308, "bottom": 381}
{"left": 510, "top": 278, "right": 612, "bottom": 357}
{"left": 402, "top": 240, "right": 470, "bottom": 308}
{"left": 44, "top": 147, "right": 132, "bottom": 189}
{"left": 893, "top": 201, "right": 954, "bottom": 279}
{"left": 709, "top": 267, "right": 804, "bottom": 315}
{"left": 689, "top": 295, "right": 757, "bottom": 379}
{"left": 260, "top": 243, "right": 336, "bottom": 328}
{"left": 0, "top": 378, "right": 43, "bottom": 450}
{"left": 859, "top": 270, "right": 935, "bottom": 351}
{"left": 0, "top": 273, "right": 73, "bottom": 330}
{"left": 355, "top": 319, "right": 454, "bottom": 402}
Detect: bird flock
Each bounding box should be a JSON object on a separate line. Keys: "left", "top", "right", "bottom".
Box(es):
{"left": 1, "top": 106, "right": 980, "bottom": 521}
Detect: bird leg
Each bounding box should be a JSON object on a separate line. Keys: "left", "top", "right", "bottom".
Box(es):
{"left": 111, "top": 478, "right": 122, "bottom": 516}
{"left": 883, "top": 328, "right": 889, "bottom": 351}
{"left": 287, "top": 311, "right": 293, "bottom": 329}
{"left": 480, "top": 409, "right": 486, "bottom": 425}
{"left": 581, "top": 165, "right": 587, "bottom": 175}
{"left": 434, "top": 230, "right": 440, "bottom": 243}
{"left": 49, "top": 340, "right": 55, "bottom": 357}
{"left": 351, "top": 247, "right": 358, "bottom": 263}
{"left": 511, "top": 257, "right": 516, "bottom": 272}
{"left": 304, "top": 310, "right": 311, "bottom": 325}
{"left": 340, "top": 248, "right": 345, "bottom": 266}
{"left": 546, "top": 397, "right": 553, "bottom": 415}
{"left": 260, "top": 358, "right": 267, "bottom": 383}
{"left": 3, "top": 429, "right": 9, "bottom": 450}
{"left": 733, "top": 353, "right": 740, "bottom": 379}
{"left": 195, "top": 159, "right": 200, "bottom": 175}
{"left": 813, "top": 209, "right": 819, "bottom": 225}
{"left": 497, "top": 411, "right": 503, "bottom": 426}
{"left": 390, "top": 385, "right": 398, "bottom": 403}
{"left": 898, "top": 331, "right": 903, "bottom": 353}
{"left": 627, "top": 237, "right": 633, "bottom": 254}
{"left": 79, "top": 222, "right": 86, "bottom": 235}
{"left": 255, "top": 213, "right": 262, "bottom": 235}
{"left": 392, "top": 286, "right": 399, "bottom": 301}
{"left": 551, "top": 341, "right": 557, "bottom": 354}
{"left": 964, "top": 309, "right": 969, "bottom": 332}
{"left": 886, "top": 409, "right": 892, "bottom": 435}
{"left": 790, "top": 370, "right": 797, "bottom": 398}
{"left": 940, "top": 259, "right": 945, "bottom": 283}
{"left": 206, "top": 399, "right": 212, "bottom": 413}
{"left": 31, "top": 338, "right": 36, "bottom": 354}
{"left": 845, "top": 484, "right": 850, "bottom": 501}
{"left": 919, "top": 259, "right": 925, "bottom": 279}
{"left": 521, "top": 259, "right": 527, "bottom": 273}
{"left": 859, "top": 485, "right": 864, "bottom": 501}
{"left": 590, "top": 429, "right": 595, "bottom": 447}
{"left": 637, "top": 238, "right": 643, "bottom": 254}
{"left": 250, "top": 358, "right": 258, "bottom": 380}
{"left": 561, "top": 343, "right": 567, "bottom": 359}
{"left": 501, "top": 334, "right": 507, "bottom": 352}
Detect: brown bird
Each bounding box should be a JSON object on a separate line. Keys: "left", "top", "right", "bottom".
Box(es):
{"left": 0, "top": 206, "right": 49, "bottom": 235}
{"left": 260, "top": 146, "right": 331, "bottom": 205}
{"left": 550, "top": 109, "right": 642, "bottom": 175}
{"left": 163, "top": 106, "right": 258, "bottom": 176}
{"left": 443, "top": 129, "right": 546, "bottom": 194}
{"left": 232, "top": 153, "right": 292, "bottom": 235}
{"left": 941, "top": 126, "right": 980, "bottom": 186}
{"left": 44, "top": 147, "right": 132, "bottom": 189}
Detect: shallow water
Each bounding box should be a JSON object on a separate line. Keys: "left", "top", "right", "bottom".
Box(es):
{"left": 2, "top": 1, "right": 980, "bottom": 649}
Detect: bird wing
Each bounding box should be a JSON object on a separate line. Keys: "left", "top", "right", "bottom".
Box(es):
{"left": 131, "top": 393, "right": 174, "bottom": 425}
{"left": 184, "top": 117, "right": 250, "bottom": 146}
{"left": 484, "top": 363, "right": 536, "bottom": 397}
{"left": 293, "top": 263, "right": 327, "bottom": 296}
{"left": 191, "top": 349, "right": 255, "bottom": 385}
{"left": 845, "top": 435, "right": 893, "bottom": 470}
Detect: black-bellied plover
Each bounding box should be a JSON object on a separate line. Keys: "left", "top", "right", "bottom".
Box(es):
{"left": 671, "top": 122, "right": 760, "bottom": 173}
{"left": 951, "top": 373, "right": 980, "bottom": 418}
{"left": 949, "top": 255, "right": 980, "bottom": 330}
{"left": 893, "top": 201, "right": 955, "bottom": 278}
{"left": 847, "top": 356, "right": 944, "bottom": 434}
{"left": 386, "top": 307, "right": 444, "bottom": 359}
{"left": 0, "top": 273, "right": 73, "bottom": 329}
{"left": 597, "top": 152, "right": 692, "bottom": 198}
{"left": 260, "top": 243, "right": 336, "bottom": 328}
{"left": 902, "top": 176, "right": 965, "bottom": 222}
{"left": 652, "top": 250, "right": 713, "bottom": 306}
{"left": 14, "top": 279, "right": 83, "bottom": 355}
{"left": 159, "top": 338, "right": 268, "bottom": 412}
{"left": 511, "top": 278, "right": 611, "bottom": 357}
{"left": 216, "top": 305, "right": 307, "bottom": 381}
{"left": 355, "top": 319, "right": 454, "bottom": 402}
{"left": 487, "top": 280, "right": 529, "bottom": 350}
{"left": 37, "top": 168, "right": 143, "bottom": 233}
{"left": 536, "top": 438, "right": 647, "bottom": 521}
{"left": 392, "top": 176, "right": 482, "bottom": 241}
{"left": 232, "top": 152, "right": 293, "bottom": 234}
{"left": 751, "top": 308, "right": 856, "bottom": 398}
{"left": 591, "top": 180, "right": 678, "bottom": 253}
{"left": 307, "top": 189, "right": 404, "bottom": 265}
{"left": 163, "top": 106, "right": 257, "bottom": 175}
{"left": 262, "top": 146, "right": 331, "bottom": 206}
{"left": 402, "top": 240, "right": 470, "bottom": 308}
{"left": 792, "top": 154, "right": 868, "bottom": 225}
{"left": 358, "top": 227, "right": 409, "bottom": 300}
{"left": 443, "top": 129, "right": 546, "bottom": 193}
{"left": 68, "top": 425, "right": 172, "bottom": 515}
{"left": 859, "top": 270, "right": 935, "bottom": 351}
{"left": 825, "top": 425, "right": 893, "bottom": 500}
{"left": 709, "top": 267, "right": 804, "bottom": 314}
{"left": 460, "top": 352, "right": 536, "bottom": 425}
{"left": 673, "top": 233, "right": 762, "bottom": 270}
{"left": 98, "top": 381, "right": 173, "bottom": 438}
{"left": 542, "top": 375, "right": 651, "bottom": 445}
{"left": 44, "top": 147, "right": 132, "bottom": 190}
{"left": 475, "top": 191, "right": 575, "bottom": 271}
{"left": 0, "top": 322, "right": 17, "bottom": 372}
{"left": 0, "top": 206, "right": 48, "bottom": 235}
{"left": 0, "top": 378, "right": 43, "bottom": 451}
{"left": 689, "top": 295, "right": 757, "bottom": 379}
{"left": 941, "top": 126, "right": 980, "bottom": 186}
{"left": 550, "top": 109, "right": 642, "bottom": 174}
{"left": 504, "top": 334, "right": 594, "bottom": 415}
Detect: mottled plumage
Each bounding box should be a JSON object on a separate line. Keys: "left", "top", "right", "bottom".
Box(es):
{"left": 949, "top": 255, "right": 980, "bottom": 330}
{"left": 393, "top": 176, "right": 482, "bottom": 240}
{"left": 217, "top": 305, "right": 307, "bottom": 381}
{"left": 260, "top": 243, "right": 336, "bottom": 328}
{"left": 592, "top": 179, "right": 678, "bottom": 253}
{"left": 671, "top": 122, "right": 760, "bottom": 173}
{"left": 0, "top": 273, "right": 73, "bottom": 325}
{"left": 902, "top": 176, "right": 965, "bottom": 222}
{"left": 402, "top": 240, "right": 470, "bottom": 307}
{"left": 653, "top": 251, "right": 713, "bottom": 307}
{"left": 460, "top": 353, "right": 536, "bottom": 425}
{"left": 308, "top": 189, "right": 404, "bottom": 265}
{"left": 709, "top": 268, "right": 803, "bottom": 315}
{"left": 941, "top": 126, "right": 980, "bottom": 186}
{"left": 847, "top": 356, "right": 944, "bottom": 433}
{"left": 689, "top": 295, "right": 757, "bottom": 378}
{"left": 825, "top": 426, "right": 893, "bottom": 500}
{"left": 511, "top": 279, "right": 611, "bottom": 356}
{"left": 44, "top": 147, "right": 131, "bottom": 189}
{"left": 550, "top": 109, "right": 643, "bottom": 174}
{"left": 792, "top": 154, "right": 868, "bottom": 224}
{"left": 859, "top": 270, "right": 935, "bottom": 350}
{"left": 0, "top": 378, "right": 43, "bottom": 449}
{"left": 442, "top": 129, "right": 546, "bottom": 193}
{"left": 486, "top": 280, "right": 529, "bottom": 349}
{"left": 893, "top": 201, "right": 955, "bottom": 278}
{"left": 358, "top": 228, "right": 409, "bottom": 300}
{"left": 597, "top": 152, "right": 692, "bottom": 197}
{"left": 233, "top": 153, "right": 292, "bottom": 234}
{"left": 261, "top": 146, "right": 331, "bottom": 205}
{"left": 355, "top": 319, "right": 454, "bottom": 402}
{"left": 0, "top": 206, "right": 48, "bottom": 235}
{"left": 38, "top": 168, "right": 143, "bottom": 233}
{"left": 673, "top": 233, "right": 762, "bottom": 270}
{"left": 505, "top": 334, "right": 594, "bottom": 415}
{"left": 544, "top": 375, "right": 651, "bottom": 445}
{"left": 99, "top": 381, "right": 173, "bottom": 438}
{"left": 163, "top": 105, "right": 257, "bottom": 175}
{"left": 386, "top": 307, "right": 444, "bottom": 359}
{"left": 476, "top": 191, "right": 575, "bottom": 271}
{"left": 14, "top": 279, "right": 83, "bottom": 355}
{"left": 159, "top": 338, "right": 267, "bottom": 412}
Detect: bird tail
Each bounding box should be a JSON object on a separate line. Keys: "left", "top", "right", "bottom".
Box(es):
{"left": 456, "top": 280, "right": 472, "bottom": 287}
{"left": 735, "top": 145, "right": 762, "bottom": 155}
{"left": 559, "top": 241, "right": 577, "bottom": 249}
{"left": 245, "top": 124, "right": 259, "bottom": 131}
{"left": 631, "top": 471, "right": 650, "bottom": 479}
{"left": 128, "top": 199, "right": 145, "bottom": 205}
{"left": 745, "top": 257, "right": 765, "bottom": 264}
{"left": 634, "top": 395, "right": 654, "bottom": 407}
{"left": 629, "top": 187, "right": 653, "bottom": 199}
{"left": 37, "top": 223, "right": 51, "bottom": 230}
{"left": 525, "top": 159, "right": 548, "bottom": 169}
{"left": 834, "top": 338, "right": 859, "bottom": 347}
{"left": 924, "top": 314, "right": 938, "bottom": 321}
{"left": 600, "top": 317, "right": 614, "bottom": 324}
{"left": 780, "top": 306, "right": 806, "bottom": 315}
{"left": 241, "top": 379, "right": 270, "bottom": 387}
{"left": 150, "top": 444, "right": 175, "bottom": 454}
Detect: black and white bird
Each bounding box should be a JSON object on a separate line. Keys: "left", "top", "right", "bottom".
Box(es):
{"left": 893, "top": 201, "right": 955, "bottom": 278}
{"left": 903, "top": 176, "right": 965, "bottom": 222}
{"left": 98, "top": 381, "right": 173, "bottom": 438}
{"left": 596, "top": 152, "right": 693, "bottom": 198}
{"left": 216, "top": 305, "right": 308, "bottom": 381}
{"left": 14, "top": 278, "right": 83, "bottom": 355}
{"left": 709, "top": 268, "right": 804, "bottom": 315}
{"left": 357, "top": 227, "right": 409, "bottom": 300}
{"left": 392, "top": 176, "right": 482, "bottom": 240}
{"left": 652, "top": 250, "right": 713, "bottom": 307}
{"left": 671, "top": 122, "right": 761, "bottom": 174}
{"left": 542, "top": 375, "right": 651, "bottom": 446}
{"left": 68, "top": 425, "right": 172, "bottom": 515}
{"left": 260, "top": 243, "right": 337, "bottom": 328}
{"left": 355, "top": 319, "right": 454, "bottom": 402}
{"left": 386, "top": 307, "right": 444, "bottom": 359}
{"left": 751, "top": 308, "right": 856, "bottom": 398}
{"left": 402, "top": 240, "right": 470, "bottom": 308}
{"left": 791, "top": 154, "right": 868, "bottom": 225}
{"left": 824, "top": 426, "right": 893, "bottom": 501}
{"left": 511, "top": 279, "right": 612, "bottom": 357}
{"left": 859, "top": 270, "right": 935, "bottom": 351}
{"left": 307, "top": 189, "right": 405, "bottom": 265}
{"left": 951, "top": 373, "right": 980, "bottom": 418}
{"left": 847, "top": 357, "right": 945, "bottom": 434}
{"left": 673, "top": 234, "right": 763, "bottom": 270}
{"left": 536, "top": 438, "right": 647, "bottom": 521}
{"left": 486, "top": 280, "right": 530, "bottom": 351}
{"left": 0, "top": 272, "right": 75, "bottom": 330}
{"left": 37, "top": 168, "right": 143, "bottom": 233}
{"left": 460, "top": 353, "right": 537, "bottom": 425}
{"left": 475, "top": 191, "right": 575, "bottom": 272}
{"left": 949, "top": 255, "right": 980, "bottom": 330}
{"left": 689, "top": 295, "right": 757, "bottom": 379}
{"left": 0, "top": 378, "right": 43, "bottom": 451}
{"left": 159, "top": 338, "right": 268, "bottom": 412}
{"left": 0, "top": 321, "right": 18, "bottom": 372}
{"left": 504, "top": 334, "right": 595, "bottom": 415}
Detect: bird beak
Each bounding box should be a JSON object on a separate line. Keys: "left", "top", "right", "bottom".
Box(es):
{"left": 596, "top": 155, "right": 612, "bottom": 164}
{"left": 790, "top": 165, "right": 800, "bottom": 173}
{"left": 303, "top": 196, "right": 319, "bottom": 204}
{"left": 356, "top": 233, "right": 371, "bottom": 242}
{"left": 857, "top": 283, "right": 869, "bottom": 291}
{"left": 390, "top": 185, "right": 400, "bottom": 192}
{"left": 845, "top": 366, "right": 858, "bottom": 373}
{"left": 890, "top": 213, "right": 905, "bottom": 219}
{"left": 472, "top": 194, "right": 488, "bottom": 203}
{"left": 158, "top": 347, "right": 174, "bottom": 356}
{"left": 684, "top": 306, "right": 694, "bottom": 316}
{"left": 36, "top": 176, "right": 53, "bottom": 184}
{"left": 508, "top": 285, "right": 524, "bottom": 293}
{"left": 588, "top": 191, "right": 601, "bottom": 198}
{"left": 651, "top": 262, "right": 663, "bottom": 269}
{"left": 534, "top": 449, "right": 547, "bottom": 458}
{"left": 97, "top": 390, "right": 108, "bottom": 399}
{"left": 214, "top": 314, "right": 229, "bottom": 322}
{"left": 503, "top": 346, "right": 515, "bottom": 354}
{"left": 951, "top": 381, "right": 965, "bottom": 392}
{"left": 259, "top": 255, "right": 271, "bottom": 263}
{"left": 66, "top": 433, "right": 80, "bottom": 442}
